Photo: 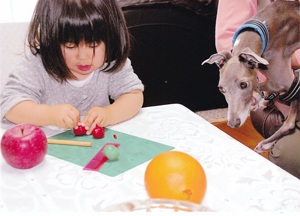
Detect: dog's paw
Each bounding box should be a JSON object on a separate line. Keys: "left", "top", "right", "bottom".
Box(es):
{"left": 250, "top": 104, "right": 259, "bottom": 111}
{"left": 254, "top": 140, "right": 276, "bottom": 154}
{"left": 258, "top": 99, "right": 269, "bottom": 110}
{"left": 254, "top": 145, "right": 266, "bottom": 154}
{"left": 250, "top": 96, "right": 259, "bottom": 111}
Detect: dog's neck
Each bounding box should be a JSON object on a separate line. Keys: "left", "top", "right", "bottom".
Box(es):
{"left": 232, "top": 19, "right": 269, "bottom": 55}
{"left": 232, "top": 31, "right": 262, "bottom": 56}
{"left": 232, "top": 31, "right": 295, "bottom": 98}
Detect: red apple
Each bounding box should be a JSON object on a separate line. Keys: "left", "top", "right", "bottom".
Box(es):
{"left": 92, "top": 124, "right": 105, "bottom": 138}
{"left": 1, "top": 124, "right": 48, "bottom": 169}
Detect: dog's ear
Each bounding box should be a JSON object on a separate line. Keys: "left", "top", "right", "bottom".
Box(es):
{"left": 239, "top": 47, "right": 269, "bottom": 69}
{"left": 201, "top": 50, "right": 232, "bottom": 69}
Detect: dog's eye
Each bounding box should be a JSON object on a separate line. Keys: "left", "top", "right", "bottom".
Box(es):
{"left": 219, "top": 87, "right": 226, "bottom": 93}
{"left": 240, "top": 82, "right": 248, "bottom": 89}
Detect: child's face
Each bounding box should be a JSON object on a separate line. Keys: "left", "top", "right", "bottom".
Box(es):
{"left": 61, "top": 41, "right": 106, "bottom": 81}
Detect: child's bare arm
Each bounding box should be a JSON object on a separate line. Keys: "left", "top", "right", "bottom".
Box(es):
{"left": 5, "top": 101, "right": 80, "bottom": 129}
{"left": 82, "top": 89, "right": 143, "bottom": 134}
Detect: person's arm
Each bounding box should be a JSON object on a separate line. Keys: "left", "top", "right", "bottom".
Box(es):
{"left": 215, "top": 0, "right": 258, "bottom": 52}
{"left": 5, "top": 101, "right": 80, "bottom": 129}
{"left": 82, "top": 89, "right": 143, "bottom": 134}
{"left": 291, "top": 49, "right": 300, "bottom": 69}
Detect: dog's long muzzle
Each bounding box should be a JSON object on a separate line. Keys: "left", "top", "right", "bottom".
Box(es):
{"left": 227, "top": 105, "right": 249, "bottom": 128}
{"left": 227, "top": 118, "right": 241, "bottom": 128}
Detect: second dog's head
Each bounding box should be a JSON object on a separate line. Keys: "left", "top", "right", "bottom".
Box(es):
{"left": 202, "top": 47, "right": 269, "bottom": 128}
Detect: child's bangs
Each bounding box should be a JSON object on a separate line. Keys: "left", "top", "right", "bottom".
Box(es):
{"left": 59, "top": 7, "right": 105, "bottom": 45}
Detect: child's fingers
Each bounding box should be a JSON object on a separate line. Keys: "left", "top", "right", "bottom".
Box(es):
{"left": 59, "top": 110, "right": 80, "bottom": 129}
{"left": 57, "top": 116, "right": 73, "bottom": 129}
{"left": 63, "top": 117, "right": 77, "bottom": 129}
{"left": 82, "top": 107, "right": 109, "bottom": 134}
{"left": 87, "top": 119, "right": 104, "bottom": 135}
{"left": 85, "top": 116, "right": 102, "bottom": 135}
{"left": 82, "top": 108, "right": 99, "bottom": 128}
{"left": 67, "top": 108, "right": 81, "bottom": 128}
{"left": 51, "top": 104, "right": 80, "bottom": 129}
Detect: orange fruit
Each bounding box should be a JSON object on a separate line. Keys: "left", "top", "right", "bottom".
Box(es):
{"left": 144, "top": 151, "right": 207, "bottom": 203}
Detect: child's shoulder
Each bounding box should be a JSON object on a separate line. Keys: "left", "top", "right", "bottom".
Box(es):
{"left": 113, "top": 58, "right": 132, "bottom": 73}
{"left": 11, "top": 51, "right": 47, "bottom": 78}
{"left": 14, "top": 50, "right": 43, "bottom": 67}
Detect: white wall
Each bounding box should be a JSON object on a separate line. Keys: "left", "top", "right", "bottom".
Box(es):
{"left": 0, "top": 0, "right": 37, "bottom": 23}
{"left": 0, "top": 22, "right": 30, "bottom": 91}
{"left": 0, "top": 1, "right": 36, "bottom": 90}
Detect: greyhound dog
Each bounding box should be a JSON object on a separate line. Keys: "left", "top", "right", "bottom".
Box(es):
{"left": 202, "top": 0, "right": 300, "bottom": 153}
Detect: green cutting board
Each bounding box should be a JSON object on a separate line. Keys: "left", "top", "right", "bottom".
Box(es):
{"left": 47, "top": 128, "right": 174, "bottom": 177}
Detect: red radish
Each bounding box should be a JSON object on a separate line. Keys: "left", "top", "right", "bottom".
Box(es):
{"left": 73, "top": 125, "right": 87, "bottom": 135}
{"left": 1, "top": 124, "right": 48, "bottom": 169}
{"left": 92, "top": 125, "right": 105, "bottom": 138}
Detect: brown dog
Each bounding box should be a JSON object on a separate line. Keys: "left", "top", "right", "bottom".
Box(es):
{"left": 202, "top": 0, "right": 300, "bottom": 153}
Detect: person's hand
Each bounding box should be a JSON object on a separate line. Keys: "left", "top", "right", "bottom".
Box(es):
{"left": 48, "top": 104, "right": 80, "bottom": 129}
{"left": 81, "top": 106, "right": 112, "bottom": 134}
{"left": 80, "top": 89, "right": 143, "bottom": 134}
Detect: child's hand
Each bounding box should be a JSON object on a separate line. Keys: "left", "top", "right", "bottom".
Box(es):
{"left": 82, "top": 107, "right": 112, "bottom": 135}
{"left": 49, "top": 104, "right": 80, "bottom": 129}
{"left": 81, "top": 89, "right": 143, "bottom": 134}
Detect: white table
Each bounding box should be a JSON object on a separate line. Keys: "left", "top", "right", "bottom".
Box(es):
{"left": 1, "top": 104, "right": 300, "bottom": 213}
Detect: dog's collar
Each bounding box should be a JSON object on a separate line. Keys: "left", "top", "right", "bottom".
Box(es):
{"left": 232, "top": 19, "right": 269, "bottom": 55}
{"left": 256, "top": 84, "right": 279, "bottom": 101}
{"left": 279, "top": 70, "right": 300, "bottom": 102}
{"left": 257, "top": 70, "right": 300, "bottom": 102}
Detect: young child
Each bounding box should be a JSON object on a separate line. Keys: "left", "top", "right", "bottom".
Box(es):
{"left": 0, "top": 0, "right": 144, "bottom": 135}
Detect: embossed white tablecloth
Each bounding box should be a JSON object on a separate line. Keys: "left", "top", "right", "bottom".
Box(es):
{"left": 1, "top": 104, "right": 300, "bottom": 213}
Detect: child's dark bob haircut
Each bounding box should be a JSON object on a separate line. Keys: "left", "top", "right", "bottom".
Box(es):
{"left": 28, "top": 0, "right": 130, "bottom": 82}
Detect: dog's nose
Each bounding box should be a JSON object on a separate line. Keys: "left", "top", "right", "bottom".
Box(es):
{"left": 234, "top": 121, "right": 241, "bottom": 128}
{"left": 228, "top": 119, "right": 241, "bottom": 128}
